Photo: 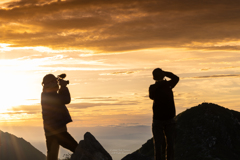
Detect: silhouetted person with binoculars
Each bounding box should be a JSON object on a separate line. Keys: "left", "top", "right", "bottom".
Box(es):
{"left": 41, "top": 74, "right": 77, "bottom": 160}
{"left": 149, "top": 68, "right": 179, "bottom": 160}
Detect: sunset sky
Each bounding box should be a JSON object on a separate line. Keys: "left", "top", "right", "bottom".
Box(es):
{"left": 0, "top": 0, "right": 240, "bottom": 159}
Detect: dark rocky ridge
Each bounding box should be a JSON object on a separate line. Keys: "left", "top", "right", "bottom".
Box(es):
{"left": 0, "top": 130, "right": 112, "bottom": 160}
{"left": 122, "top": 103, "right": 240, "bottom": 160}
{"left": 1, "top": 103, "right": 240, "bottom": 160}
{"left": 0, "top": 130, "right": 46, "bottom": 160}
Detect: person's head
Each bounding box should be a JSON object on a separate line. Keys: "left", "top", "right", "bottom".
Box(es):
{"left": 42, "top": 74, "right": 59, "bottom": 92}
{"left": 152, "top": 68, "right": 165, "bottom": 81}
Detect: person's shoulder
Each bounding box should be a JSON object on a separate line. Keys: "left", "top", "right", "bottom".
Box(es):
{"left": 149, "top": 84, "right": 156, "bottom": 90}
{"left": 149, "top": 83, "right": 156, "bottom": 88}
{"left": 150, "top": 83, "right": 155, "bottom": 87}
{"left": 41, "top": 92, "right": 47, "bottom": 97}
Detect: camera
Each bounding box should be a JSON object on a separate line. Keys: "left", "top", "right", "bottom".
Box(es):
{"left": 57, "top": 73, "right": 69, "bottom": 85}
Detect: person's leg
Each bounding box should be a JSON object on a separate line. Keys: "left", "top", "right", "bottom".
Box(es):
{"left": 152, "top": 120, "right": 166, "bottom": 160}
{"left": 46, "top": 135, "right": 60, "bottom": 160}
{"left": 56, "top": 131, "right": 78, "bottom": 153}
{"left": 163, "top": 131, "right": 167, "bottom": 160}
{"left": 164, "top": 121, "right": 176, "bottom": 160}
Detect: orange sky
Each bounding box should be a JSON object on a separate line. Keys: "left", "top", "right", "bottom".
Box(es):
{"left": 0, "top": 0, "right": 239, "bottom": 125}
{"left": 0, "top": 1, "right": 240, "bottom": 159}
{"left": 0, "top": 0, "right": 240, "bottom": 126}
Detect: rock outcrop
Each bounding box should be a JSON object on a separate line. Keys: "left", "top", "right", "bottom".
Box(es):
{"left": 0, "top": 130, "right": 46, "bottom": 160}
{"left": 122, "top": 103, "right": 240, "bottom": 160}
{"left": 121, "top": 138, "right": 154, "bottom": 160}
{"left": 71, "top": 132, "right": 112, "bottom": 160}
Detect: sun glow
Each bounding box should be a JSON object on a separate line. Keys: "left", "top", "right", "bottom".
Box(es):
{"left": 0, "top": 72, "right": 38, "bottom": 112}
{"left": 0, "top": 58, "right": 41, "bottom": 113}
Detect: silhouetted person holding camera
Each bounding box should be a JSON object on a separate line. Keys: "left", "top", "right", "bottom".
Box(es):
{"left": 41, "top": 74, "right": 78, "bottom": 160}
{"left": 149, "top": 68, "right": 179, "bottom": 160}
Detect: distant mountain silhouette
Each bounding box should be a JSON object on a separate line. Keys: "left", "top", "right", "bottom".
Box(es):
{"left": 0, "top": 130, "right": 46, "bottom": 160}
{"left": 122, "top": 103, "right": 240, "bottom": 160}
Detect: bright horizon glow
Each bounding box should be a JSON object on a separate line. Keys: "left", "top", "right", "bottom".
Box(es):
{"left": 0, "top": 43, "right": 94, "bottom": 53}
{"left": 0, "top": 47, "right": 239, "bottom": 127}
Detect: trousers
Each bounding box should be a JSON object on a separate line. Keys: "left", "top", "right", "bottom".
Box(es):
{"left": 46, "top": 131, "right": 78, "bottom": 160}
{"left": 152, "top": 119, "right": 176, "bottom": 160}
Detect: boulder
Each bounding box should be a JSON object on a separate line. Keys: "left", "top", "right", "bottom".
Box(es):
{"left": 122, "top": 103, "right": 240, "bottom": 160}
{"left": 71, "top": 132, "right": 112, "bottom": 160}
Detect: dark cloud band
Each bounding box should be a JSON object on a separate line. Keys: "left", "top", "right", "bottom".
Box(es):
{"left": 1, "top": 0, "right": 240, "bottom": 52}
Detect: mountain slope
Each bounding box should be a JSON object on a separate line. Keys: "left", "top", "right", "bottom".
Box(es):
{"left": 0, "top": 130, "right": 46, "bottom": 160}
{"left": 122, "top": 103, "right": 240, "bottom": 160}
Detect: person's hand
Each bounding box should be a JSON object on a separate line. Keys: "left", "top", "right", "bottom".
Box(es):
{"left": 59, "top": 79, "right": 69, "bottom": 88}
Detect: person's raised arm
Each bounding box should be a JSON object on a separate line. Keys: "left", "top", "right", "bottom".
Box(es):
{"left": 58, "top": 79, "right": 71, "bottom": 104}
{"left": 163, "top": 71, "right": 179, "bottom": 88}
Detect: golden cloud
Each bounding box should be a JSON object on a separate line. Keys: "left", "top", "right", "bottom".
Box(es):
{"left": 0, "top": 0, "right": 240, "bottom": 52}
